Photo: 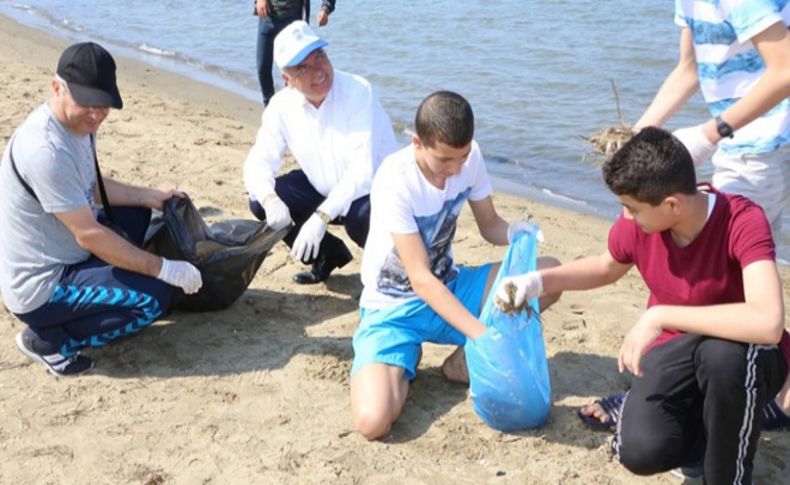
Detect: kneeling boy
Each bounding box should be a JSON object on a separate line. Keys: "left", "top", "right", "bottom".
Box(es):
{"left": 497, "top": 127, "right": 787, "bottom": 482}
{"left": 350, "top": 91, "right": 559, "bottom": 440}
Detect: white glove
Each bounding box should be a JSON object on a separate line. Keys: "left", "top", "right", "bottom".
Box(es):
{"left": 494, "top": 271, "right": 543, "bottom": 312}
{"left": 262, "top": 195, "right": 293, "bottom": 231}
{"left": 157, "top": 258, "right": 203, "bottom": 294}
{"left": 291, "top": 213, "right": 327, "bottom": 263}
{"left": 507, "top": 220, "right": 545, "bottom": 244}
{"left": 672, "top": 125, "right": 718, "bottom": 167}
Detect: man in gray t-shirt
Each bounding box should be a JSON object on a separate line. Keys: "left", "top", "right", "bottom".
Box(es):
{"left": 0, "top": 42, "right": 203, "bottom": 377}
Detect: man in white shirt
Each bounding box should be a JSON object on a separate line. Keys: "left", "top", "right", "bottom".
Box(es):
{"left": 243, "top": 21, "right": 397, "bottom": 284}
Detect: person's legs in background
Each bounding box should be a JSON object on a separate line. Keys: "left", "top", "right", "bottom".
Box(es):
{"left": 256, "top": 14, "right": 303, "bottom": 106}
{"left": 712, "top": 145, "right": 790, "bottom": 422}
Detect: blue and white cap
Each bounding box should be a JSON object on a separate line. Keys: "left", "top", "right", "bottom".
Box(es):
{"left": 274, "top": 21, "right": 329, "bottom": 70}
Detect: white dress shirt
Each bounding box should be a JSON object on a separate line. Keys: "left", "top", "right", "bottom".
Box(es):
{"left": 243, "top": 69, "right": 397, "bottom": 218}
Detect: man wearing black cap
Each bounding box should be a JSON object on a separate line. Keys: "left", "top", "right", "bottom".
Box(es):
{"left": 0, "top": 42, "right": 203, "bottom": 377}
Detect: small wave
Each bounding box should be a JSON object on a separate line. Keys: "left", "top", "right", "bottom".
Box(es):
{"left": 61, "top": 18, "right": 83, "bottom": 32}
{"left": 138, "top": 43, "right": 176, "bottom": 57}
{"left": 540, "top": 188, "right": 587, "bottom": 206}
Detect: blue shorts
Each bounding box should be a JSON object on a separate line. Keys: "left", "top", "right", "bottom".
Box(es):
{"left": 351, "top": 264, "right": 492, "bottom": 380}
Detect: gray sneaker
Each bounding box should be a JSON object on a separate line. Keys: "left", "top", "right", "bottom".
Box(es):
{"left": 15, "top": 331, "right": 94, "bottom": 377}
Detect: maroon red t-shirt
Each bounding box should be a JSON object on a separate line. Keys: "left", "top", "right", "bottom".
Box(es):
{"left": 608, "top": 186, "right": 776, "bottom": 351}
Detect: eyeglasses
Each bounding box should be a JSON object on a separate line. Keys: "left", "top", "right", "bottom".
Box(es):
{"left": 288, "top": 49, "right": 329, "bottom": 80}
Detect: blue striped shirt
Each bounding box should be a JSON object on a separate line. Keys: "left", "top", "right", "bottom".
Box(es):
{"left": 675, "top": 0, "right": 789, "bottom": 154}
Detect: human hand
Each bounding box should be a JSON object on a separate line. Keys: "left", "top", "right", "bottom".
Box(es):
{"left": 255, "top": 0, "right": 270, "bottom": 17}
{"left": 507, "top": 220, "right": 544, "bottom": 244}
{"left": 157, "top": 258, "right": 203, "bottom": 294}
{"left": 262, "top": 194, "right": 293, "bottom": 231}
{"left": 316, "top": 8, "right": 330, "bottom": 26}
{"left": 494, "top": 271, "right": 543, "bottom": 313}
{"left": 291, "top": 213, "right": 327, "bottom": 263}
{"left": 147, "top": 186, "right": 186, "bottom": 211}
{"left": 672, "top": 124, "right": 718, "bottom": 166}
{"left": 618, "top": 307, "right": 663, "bottom": 377}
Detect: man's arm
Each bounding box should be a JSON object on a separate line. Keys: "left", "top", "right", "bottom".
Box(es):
{"left": 393, "top": 232, "right": 486, "bottom": 339}
{"left": 619, "top": 259, "right": 785, "bottom": 376}
{"left": 468, "top": 196, "right": 509, "bottom": 246}
{"left": 98, "top": 177, "right": 183, "bottom": 211}
{"left": 55, "top": 205, "right": 163, "bottom": 277}
{"left": 316, "top": 86, "right": 381, "bottom": 219}
{"left": 316, "top": 0, "right": 335, "bottom": 26}
{"left": 633, "top": 27, "right": 699, "bottom": 130}
{"left": 255, "top": 0, "right": 270, "bottom": 18}
{"left": 647, "top": 260, "right": 783, "bottom": 343}
{"left": 540, "top": 250, "right": 632, "bottom": 294}
{"left": 495, "top": 249, "right": 630, "bottom": 311}
{"left": 243, "top": 110, "right": 287, "bottom": 203}
{"left": 699, "top": 21, "right": 790, "bottom": 142}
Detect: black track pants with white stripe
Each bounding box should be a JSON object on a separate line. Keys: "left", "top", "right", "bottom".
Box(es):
{"left": 613, "top": 333, "right": 787, "bottom": 484}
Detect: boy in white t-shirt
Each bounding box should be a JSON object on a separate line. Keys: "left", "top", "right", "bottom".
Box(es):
{"left": 350, "top": 91, "right": 560, "bottom": 440}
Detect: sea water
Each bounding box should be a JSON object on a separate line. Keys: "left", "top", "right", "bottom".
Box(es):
{"left": 1, "top": 0, "right": 787, "bottom": 261}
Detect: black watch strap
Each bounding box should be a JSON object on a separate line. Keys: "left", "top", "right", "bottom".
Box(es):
{"left": 715, "top": 115, "right": 734, "bottom": 139}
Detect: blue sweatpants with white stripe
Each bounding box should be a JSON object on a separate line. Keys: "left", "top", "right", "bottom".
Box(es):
{"left": 14, "top": 207, "right": 173, "bottom": 357}
{"left": 612, "top": 333, "right": 787, "bottom": 484}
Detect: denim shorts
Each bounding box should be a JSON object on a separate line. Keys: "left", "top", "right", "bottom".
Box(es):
{"left": 351, "top": 264, "right": 492, "bottom": 380}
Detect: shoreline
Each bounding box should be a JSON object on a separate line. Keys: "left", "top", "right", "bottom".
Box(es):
{"left": 2, "top": 10, "right": 787, "bottom": 265}
{"left": 1, "top": 12, "right": 789, "bottom": 485}
{"left": 0, "top": 10, "right": 616, "bottom": 224}
{"left": 0, "top": 12, "right": 618, "bottom": 235}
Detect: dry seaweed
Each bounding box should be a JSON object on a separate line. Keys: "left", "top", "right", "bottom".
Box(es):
{"left": 493, "top": 281, "right": 542, "bottom": 324}
{"left": 581, "top": 80, "right": 634, "bottom": 164}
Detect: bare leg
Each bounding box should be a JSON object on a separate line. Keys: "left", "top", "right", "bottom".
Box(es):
{"left": 441, "top": 345, "right": 470, "bottom": 384}
{"left": 441, "top": 256, "right": 563, "bottom": 385}
{"left": 776, "top": 374, "right": 790, "bottom": 413}
{"left": 351, "top": 363, "right": 409, "bottom": 440}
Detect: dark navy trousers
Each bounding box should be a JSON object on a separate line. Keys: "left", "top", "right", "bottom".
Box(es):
{"left": 249, "top": 169, "right": 369, "bottom": 265}
{"left": 15, "top": 207, "right": 173, "bottom": 357}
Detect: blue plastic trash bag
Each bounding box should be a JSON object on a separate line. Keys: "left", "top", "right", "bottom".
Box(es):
{"left": 465, "top": 229, "right": 551, "bottom": 431}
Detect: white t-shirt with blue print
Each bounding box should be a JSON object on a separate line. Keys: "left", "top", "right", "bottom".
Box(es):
{"left": 360, "top": 140, "right": 493, "bottom": 310}
{"left": 675, "top": 0, "right": 789, "bottom": 154}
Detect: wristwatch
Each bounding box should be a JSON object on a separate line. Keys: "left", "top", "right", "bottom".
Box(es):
{"left": 715, "top": 115, "right": 734, "bottom": 139}
{"left": 315, "top": 210, "right": 332, "bottom": 225}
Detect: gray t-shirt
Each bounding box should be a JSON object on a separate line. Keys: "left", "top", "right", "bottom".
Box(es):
{"left": 0, "top": 103, "right": 97, "bottom": 314}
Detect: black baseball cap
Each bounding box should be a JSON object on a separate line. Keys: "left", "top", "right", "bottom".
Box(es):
{"left": 56, "top": 42, "right": 123, "bottom": 109}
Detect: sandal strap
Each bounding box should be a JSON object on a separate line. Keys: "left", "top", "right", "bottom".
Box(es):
{"left": 597, "top": 391, "right": 626, "bottom": 423}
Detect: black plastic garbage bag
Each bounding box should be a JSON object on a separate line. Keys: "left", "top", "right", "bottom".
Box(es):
{"left": 144, "top": 196, "right": 288, "bottom": 311}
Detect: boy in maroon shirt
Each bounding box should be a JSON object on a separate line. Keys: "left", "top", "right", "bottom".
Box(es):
{"left": 496, "top": 127, "right": 787, "bottom": 483}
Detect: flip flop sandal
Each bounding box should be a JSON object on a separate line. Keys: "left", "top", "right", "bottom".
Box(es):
{"left": 576, "top": 391, "right": 626, "bottom": 431}
{"left": 762, "top": 399, "right": 790, "bottom": 431}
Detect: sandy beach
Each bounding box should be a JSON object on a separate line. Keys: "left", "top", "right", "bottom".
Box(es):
{"left": 0, "top": 14, "right": 788, "bottom": 485}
